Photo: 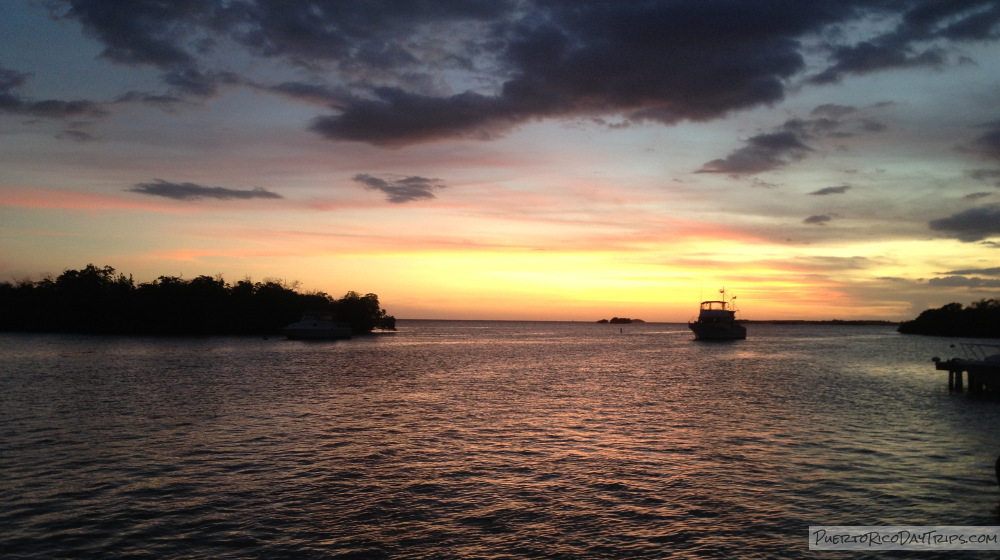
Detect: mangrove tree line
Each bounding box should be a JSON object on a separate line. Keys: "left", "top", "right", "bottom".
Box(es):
{"left": 0, "top": 264, "right": 395, "bottom": 335}
{"left": 897, "top": 298, "right": 1000, "bottom": 338}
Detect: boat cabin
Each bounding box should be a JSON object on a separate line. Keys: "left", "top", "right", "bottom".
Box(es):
{"left": 689, "top": 289, "right": 746, "bottom": 340}
{"left": 697, "top": 300, "right": 735, "bottom": 321}
{"left": 300, "top": 311, "right": 336, "bottom": 323}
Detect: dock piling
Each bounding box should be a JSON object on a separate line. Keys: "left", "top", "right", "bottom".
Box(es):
{"left": 935, "top": 353, "right": 999, "bottom": 393}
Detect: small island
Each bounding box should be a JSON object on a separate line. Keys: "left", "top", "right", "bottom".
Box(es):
{"left": 0, "top": 264, "right": 395, "bottom": 336}
{"left": 597, "top": 317, "right": 645, "bottom": 324}
{"left": 897, "top": 299, "right": 1000, "bottom": 338}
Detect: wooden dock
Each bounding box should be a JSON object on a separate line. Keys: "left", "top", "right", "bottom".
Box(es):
{"left": 934, "top": 344, "right": 1000, "bottom": 393}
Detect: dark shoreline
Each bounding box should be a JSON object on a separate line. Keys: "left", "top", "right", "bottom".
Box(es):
{"left": 739, "top": 319, "right": 898, "bottom": 326}
{"left": 0, "top": 264, "right": 396, "bottom": 336}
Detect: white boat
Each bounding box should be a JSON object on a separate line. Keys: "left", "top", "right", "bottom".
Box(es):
{"left": 283, "top": 311, "right": 352, "bottom": 340}
{"left": 688, "top": 289, "right": 746, "bottom": 341}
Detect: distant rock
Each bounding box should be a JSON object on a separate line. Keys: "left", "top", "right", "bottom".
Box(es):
{"left": 597, "top": 317, "right": 644, "bottom": 324}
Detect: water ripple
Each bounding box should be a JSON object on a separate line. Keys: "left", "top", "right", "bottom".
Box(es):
{"left": 2, "top": 323, "right": 999, "bottom": 559}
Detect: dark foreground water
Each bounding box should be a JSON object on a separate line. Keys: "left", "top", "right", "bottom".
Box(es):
{"left": 2, "top": 321, "right": 999, "bottom": 559}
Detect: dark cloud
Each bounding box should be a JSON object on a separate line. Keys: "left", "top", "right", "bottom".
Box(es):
{"left": 19, "top": 99, "right": 107, "bottom": 119}
{"left": 904, "top": 0, "right": 1000, "bottom": 41}
{"left": 928, "top": 276, "right": 1000, "bottom": 288}
{"left": 810, "top": 185, "right": 851, "bottom": 195}
{"left": 314, "top": 89, "right": 510, "bottom": 146}
{"left": 163, "top": 69, "right": 221, "bottom": 97}
{"left": 810, "top": 42, "right": 947, "bottom": 85}
{"left": 698, "top": 131, "right": 813, "bottom": 175}
{"left": 699, "top": 104, "right": 888, "bottom": 175}
{"left": 266, "top": 82, "right": 342, "bottom": 105}
{"left": 810, "top": 104, "right": 857, "bottom": 119}
{"left": 971, "top": 124, "right": 1000, "bottom": 161}
{"left": 941, "top": 266, "right": 1000, "bottom": 277}
{"left": 58, "top": 1, "right": 208, "bottom": 68}
{"left": 115, "top": 91, "right": 186, "bottom": 110}
{"left": 231, "top": 1, "right": 507, "bottom": 65}
{"left": 809, "top": 1, "right": 1000, "bottom": 84}
{"left": 0, "top": 67, "right": 107, "bottom": 119}
{"left": 309, "top": 0, "right": 827, "bottom": 144}
{"left": 751, "top": 178, "right": 779, "bottom": 189}
{"left": 128, "top": 179, "right": 283, "bottom": 200}
{"left": 54, "top": 2, "right": 244, "bottom": 99}
{"left": 783, "top": 110, "right": 886, "bottom": 139}
{"left": 57, "top": 130, "right": 96, "bottom": 142}
{"left": 920, "top": 1, "right": 1000, "bottom": 41}
{"left": 964, "top": 192, "right": 995, "bottom": 200}
{"left": 928, "top": 203, "right": 1000, "bottom": 242}
{"left": 781, "top": 117, "right": 843, "bottom": 137}
{"left": 859, "top": 119, "right": 887, "bottom": 133}
{"left": 48, "top": 1, "right": 1000, "bottom": 145}
{"left": 352, "top": 174, "right": 445, "bottom": 203}
{"left": 968, "top": 168, "right": 1000, "bottom": 184}
{"left": 0, "top": 68, "right": 30, "bottom": 91}
{"left": 804, "top": 215, "right": 832, "bottom": 225}
{"left": 793, "top": 255, "right": 873, "bottom": 270}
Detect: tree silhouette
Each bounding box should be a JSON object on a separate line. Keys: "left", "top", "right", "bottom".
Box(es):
{"left": 898, "top": 299, "right": 1000, "bottom": 338}
{"left": 0, "top": 264, "right": 395, "bottom": 336}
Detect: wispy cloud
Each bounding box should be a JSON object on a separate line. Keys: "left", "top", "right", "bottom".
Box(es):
{"left": 964, "top": 192, "right": 994, "bottom": 200}
{"left": 810, "top": 104, "right": 857, "bottom": 119}
{"left": 806, "top": 2, "right": 1000, "bottom": 85}
{"left": 940, "top": 266, "right": 1000, "bottom": 276}
{"left": 698, "top": 131, "right": 813, "bottom": 176}
{"left": 352, "top": 174, "right": 445, "bottom": 203}
{"left": 804, "top": 215, "right": 832, "bottom": 225}
{"left": 928, "top": 276, "right": 1000, "bottom": 288}
{"left": 128, "top": 179, "right": 283, "bottom": 201}
{"left": 56, "top": 130, "right": 96, "bottom": 142}
{"left": 967, "top": 168, "right": 1000, "bottom": 186}
{"left": 697, "top": 104, "right": 889, "bottom": 176}
{"left": 809, "top": 42, "right": 947, "bottom": 85}
{"left": 0, "top": 68, "right": 107, "bottom": 120}
{"left": 971, "top": 121, "right": 1000, "bottom": 161}
{"left": 810, "top": 185, "right": 851, "bottom": 195}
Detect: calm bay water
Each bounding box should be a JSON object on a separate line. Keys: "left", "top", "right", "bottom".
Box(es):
{"left": 2, "top": 321, "right": 999, "bottom": 559}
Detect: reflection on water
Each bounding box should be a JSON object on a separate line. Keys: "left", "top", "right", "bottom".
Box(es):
{"left": 2, "top": 321, "right": 999, "bottom": 559}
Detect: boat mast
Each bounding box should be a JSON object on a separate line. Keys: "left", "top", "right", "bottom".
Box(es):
{"left": 719, "top": 287, "right": 738, "bottom": 312}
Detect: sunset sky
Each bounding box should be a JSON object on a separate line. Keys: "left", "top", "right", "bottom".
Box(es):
{"left": 2, "top": 1, "right": 999, "bottom": 321}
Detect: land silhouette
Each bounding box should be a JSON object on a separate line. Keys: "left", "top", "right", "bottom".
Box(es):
{"left": 4, "top": 265, "right": 997, "bottom": 338}
{"left": 597, "top": 317, "right": 644, "bottom": 324}
{"left": 0, "top": 264, "right": 395, "bottom": 336}
{"left": 897, "top": 299, "right": 1000, "bottom": 338}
